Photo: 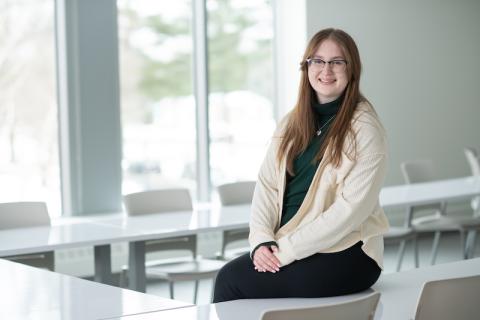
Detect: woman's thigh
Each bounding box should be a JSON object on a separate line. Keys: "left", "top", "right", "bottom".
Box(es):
{"left": 213, "top": 242, "right": 381, "bottom": 302}
{"left": 281, "top": 242, "right": 381, "bottom": 297}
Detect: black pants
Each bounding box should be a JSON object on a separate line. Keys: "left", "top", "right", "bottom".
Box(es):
{"left": 213, "top": 242, "right": 381, "bottom": 303}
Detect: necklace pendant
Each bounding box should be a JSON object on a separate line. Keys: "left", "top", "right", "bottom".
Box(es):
{"left": 316, "top": 129, "right": 321, "bottom": 136}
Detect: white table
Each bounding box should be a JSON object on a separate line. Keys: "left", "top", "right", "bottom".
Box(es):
{"left": 0, "top": 205, "right": 250, "bottom": 290}
{"left": 380, "top": 176, "right": 480, "bottom": 257}
{"left": 0, "top": 221, "right": 144, "bottom": 285}
{"left": 380, "top": 176, "right": 480, "bottom": 209}
{"left": 1, "top": 177, "right": 479, "bottom": 291}
{"left": 85, "top": 205, "right": 250, "bottom": 292}
{"left": 103, "top": 258, "right": 480, "bottom": 320}
{"left": 0, "top": 258, "right": 191, "bottom": 320}
{"left": 98, "top": 176, "right": 480, "bottom": 292}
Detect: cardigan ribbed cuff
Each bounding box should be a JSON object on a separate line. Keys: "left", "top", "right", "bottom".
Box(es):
{"left": 250, "top": 241, "right": 278, "bottom": 260}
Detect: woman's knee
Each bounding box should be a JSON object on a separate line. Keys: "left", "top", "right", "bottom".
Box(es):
{"left": 216, "top": 254, "right": 251, "bottom": 283}
{"left": 213, "top": 254, "right": 253, "bottom": 302}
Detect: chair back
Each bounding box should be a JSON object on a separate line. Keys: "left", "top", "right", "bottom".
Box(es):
{"left": 261, "top": 292, "right": 381, "bottom": 320}
{"left": 0, "top": 202, "right": 50, "bottom": 230}
{"left": 401, "top": 160, "right": 436, "bottom": 184}
{"left": 401, "top": 160, "right": 444, "bottom": 220}
{"left": 124, "top": 188, "right": 193, "bottom": 215}
{"left": 216, "top": 181, "right": 255, "bottom": 257}
{"left": 0, "top": 202, "right": 54, "bottom": 270}
{"left": 123, "top": 188, "right": 196, "bottom": 257}
{"left": 217, "top": 181, "right": 256, "bottom": 205}
{"left": 414, "top": 275, "right": 480, "bottom": 320}
{"left": 464, "top": 147, "right": 480, "bottom": 176}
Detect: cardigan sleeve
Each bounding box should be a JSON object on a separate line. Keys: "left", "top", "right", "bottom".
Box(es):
{"left": 248, "top": 117, "right": 288, "bottom": 255}
{"left": 274, "top": 111, "right": 388, "bottom": 266}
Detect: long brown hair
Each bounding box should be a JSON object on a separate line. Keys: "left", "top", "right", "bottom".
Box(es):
{"left": 277, "top": 28, "right": 366, "bottom": 175}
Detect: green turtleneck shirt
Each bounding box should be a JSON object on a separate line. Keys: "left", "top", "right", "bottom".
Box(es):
{"left": 279, "top": 95, "right": 343, "bottom": 227}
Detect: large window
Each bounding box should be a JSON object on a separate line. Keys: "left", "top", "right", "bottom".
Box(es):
{"left": 118, "top": 0, "right": 275, "bottom": 199}
{"left": 118, "top": 0, "right": 197, "bottom": 195}
{"left": 0, "top": 0, "right": 61, "bottom": 217}
{"left": 207, "top": 0, "right": 275, "bottom": 187}
{"left": 0, "top": 0, "right": 276, "bottom": 217}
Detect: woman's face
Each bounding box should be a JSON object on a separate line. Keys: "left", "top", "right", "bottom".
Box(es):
{"left": 307, "top": 39, "right": 349, "bottom": 104}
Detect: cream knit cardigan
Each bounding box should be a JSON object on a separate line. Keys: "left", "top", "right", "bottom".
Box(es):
{"left": 249, "top": 101, "right": 390, "bottom": 269}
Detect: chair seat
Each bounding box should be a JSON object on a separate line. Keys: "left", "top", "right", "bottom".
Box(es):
{"left": 456, "top": 217, "right": 480, "bottom": 230}
{"left": 412, "top": 216, "right": 462, "bottom": 231}
{"left": 145, "top": 259, "right": 226, "bottom": 282}
{"left": 384, "top": 226, "right": 415, "bottom": 240}
{"left": 412, "top": 215, "right": 479, "bottom": 232}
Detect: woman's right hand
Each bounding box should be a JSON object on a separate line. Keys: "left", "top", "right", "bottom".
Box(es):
{"left": 253, "top": 245, "right": 281, "bottom": 273}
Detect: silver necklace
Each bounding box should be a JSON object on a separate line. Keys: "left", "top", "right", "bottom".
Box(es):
{"left": 316, "top": 115, "right": 336, "bottom": 136}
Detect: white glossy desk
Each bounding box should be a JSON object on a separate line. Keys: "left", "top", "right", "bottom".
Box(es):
{"left": 1, "top": 177, "right": 478, "bottom": 292}
{"left": 0, "top": 220, "right": 151, "bottom": 285}
{"left": 380, "top": 176, "right": 480, "bottom": 209}
{"left": 0, "top": 205, "right": 249, "bottom": 290}
{"left": 104, "top": 258, "right": 480, "bottom": 320}
{"left": 86, "top": 205, "right": 250, "bottom": 292}
{"left": 97, "top": 177, "right": 480, "bottom": 292}
{"left": 0, "top": 258, "right": 191, "bottom": 320}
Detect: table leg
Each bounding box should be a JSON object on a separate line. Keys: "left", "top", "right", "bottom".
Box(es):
{"left": 128, "top": 241, "right": 146, "bottom": 292}
{"left": 94, "top": 244, "right": 113, "bottom": 285}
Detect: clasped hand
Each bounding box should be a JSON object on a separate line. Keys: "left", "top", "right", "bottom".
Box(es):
{"left": 253, "top": 245, "right": 281, "bottom": 273}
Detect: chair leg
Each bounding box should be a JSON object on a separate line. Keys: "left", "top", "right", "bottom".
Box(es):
{"left": 459, "top": 230, "right": 467, "bottom": 259}
{"left": 430, "top": 231, "right": 441, "bottom": 265}
{"left": 194, "top": 280, "right": 199, "bottom": 304}
{"left": 396, "top": 240, "right": 407, "bottom": 272}
{"left": 413, "top": 236, "right": 419, "bottom": 268}
{"left": 466, "top": 230, "right": 478, "bottom": 259}
{"left": 169, "top": 281, "right": 174, "bottom": 299}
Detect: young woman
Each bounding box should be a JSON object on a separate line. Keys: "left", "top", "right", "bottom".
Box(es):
{"left": 213, "top": 28, "right": 389, "bottom": 302}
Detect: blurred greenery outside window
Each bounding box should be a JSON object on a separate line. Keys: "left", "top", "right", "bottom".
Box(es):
{"left": 207, "top": 0, "right": 275, "bottom": 187}
{"left": 0, "top": 0, "right": 61, "bottom": 217}
{"left": 118, "top": 0, "right": 275, "bottom": 199}
{"left": 118, "top": 0, "right": 196, "bottom": 195}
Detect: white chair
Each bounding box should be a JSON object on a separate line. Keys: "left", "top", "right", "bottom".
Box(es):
{"left": 413, "top": 275, "right": 480, "bottom": 320}
{"left": 0, "top": 202, "right": 54, "bottom": 270}
{"left": 123, "top": 188, "right": 225, "bottom": 303}
{"left": 216, "top": 181, "right": 255, "bottom": 259}
{"left": 401, "top": 160, "right": 479, "bottom": 264}
{"left": 260, "top": 292, "right": 381, "bottom": 320}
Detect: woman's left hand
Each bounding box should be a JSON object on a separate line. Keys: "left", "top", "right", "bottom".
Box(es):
{"left": 253, "top": 245, "right": 281, "bottom": 273}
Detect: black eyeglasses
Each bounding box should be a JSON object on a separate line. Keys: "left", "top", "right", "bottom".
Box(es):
{"left": 305, "top": 58, "right": 347, "bottom": 72}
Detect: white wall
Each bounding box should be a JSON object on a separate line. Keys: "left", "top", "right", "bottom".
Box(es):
{"left": 274, "top": 0, "right": 307, "bottom": 119}
{"left": 304, "top": 0, "right": 480, "bottom": 185}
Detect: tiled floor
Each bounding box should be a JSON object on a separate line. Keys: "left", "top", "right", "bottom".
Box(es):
{"left": 145, "top": 231, "right": 479, "bottom": 305}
